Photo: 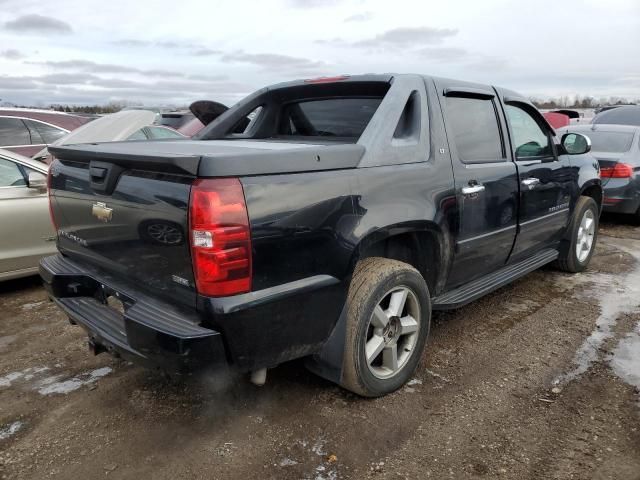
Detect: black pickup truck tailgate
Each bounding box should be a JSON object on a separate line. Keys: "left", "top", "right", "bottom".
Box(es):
{"left": 48, "top": 139, "right": 364, "bottom": 308}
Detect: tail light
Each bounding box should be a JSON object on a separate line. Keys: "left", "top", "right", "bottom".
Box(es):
{"left": 600, "top": 163, "right": 634, "bottom": 178}
{"left": 47, "top": 166, "right": 58, "bottom": 231}
{"left": 189, "top": 178, "right": 252, "bottom": 297}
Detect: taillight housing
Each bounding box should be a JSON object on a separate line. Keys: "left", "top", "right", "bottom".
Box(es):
{"left": 189, "top": 178, "right": 252, "bottom": 297}
{"left": 600, "top": 163, "right": 634, "bottom": 178}
{"left": 47, "top": 165, "right": 58, "bottom": 231}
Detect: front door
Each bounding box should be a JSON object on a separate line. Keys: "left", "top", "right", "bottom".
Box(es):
{"left": 499, "top": 99, "right": 573, "bottom": 259}
{"left": 434, "top": 79, "right": 519, "bottom": 289}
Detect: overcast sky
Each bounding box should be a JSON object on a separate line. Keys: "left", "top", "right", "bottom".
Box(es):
{"left": 0, "top": 0, "right": 638, "bottom": 107}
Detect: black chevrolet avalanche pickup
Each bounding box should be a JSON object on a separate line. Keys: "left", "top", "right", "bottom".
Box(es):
{"left": 41, "top": 74, "right": 601, "bottom": 397}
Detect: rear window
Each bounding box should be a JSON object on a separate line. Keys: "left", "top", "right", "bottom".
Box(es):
{"left": 277, "top": 98, "right": 382, "bottom": 138}
{"left": 577, "top": 130, "right": 634, "bottom": 153}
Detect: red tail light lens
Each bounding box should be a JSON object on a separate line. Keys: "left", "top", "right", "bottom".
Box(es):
{"left": 47, "top": 166, "right": 58, "bottom": 231}
{"left": 189, "top": 178, "right": 252, "bottom": 297}
{"left": 600, "top": 163, "right": 634, "bottom": 178}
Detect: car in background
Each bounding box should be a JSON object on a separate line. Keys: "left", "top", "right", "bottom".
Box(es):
{"left": 127, "top": 124, "right": 186, "bottom": 140}
{"left": 0, "top": 108, "right": 90, "bottom": 157}
{"left": 33, "top": 110, "right": 185, "bottom": 163}
{"left": 559, "top": 124, "right": 640, "bottom": 219}
{"left": 592, "top": 105, "right": 640, "bottom": 126}
{"left": 0, "top": 148, "right": 54, "bottom": 281}
{"left": 158, "top": 110, "right": 195, "bottom": 130}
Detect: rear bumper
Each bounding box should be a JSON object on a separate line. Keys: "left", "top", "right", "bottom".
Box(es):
{"left": 40, "top": 254, "right": 227, "bottom": 373}
{"left": 602, "top": 180, "right": 640, "bottom": 215}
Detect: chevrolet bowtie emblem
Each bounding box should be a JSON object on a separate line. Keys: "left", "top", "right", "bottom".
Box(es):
{"left": 92, "top": 202, "right": 113, "bottom": 222}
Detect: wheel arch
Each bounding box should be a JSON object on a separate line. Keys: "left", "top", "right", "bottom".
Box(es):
{"left": 348, "top": 221, "right": 450, "bottom": 297}
{"left": 580, "top": 180, "right": 603, "bottom": 213}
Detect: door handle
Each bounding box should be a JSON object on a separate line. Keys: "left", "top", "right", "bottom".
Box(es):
{"left": 521, "top": 178, "right": 540, "bottom": 189}
{"left": 461, "top": 184, "right": 485, "bottom": 195}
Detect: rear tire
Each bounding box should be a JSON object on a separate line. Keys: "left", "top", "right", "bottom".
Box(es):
{"left": 555, "top": 196, "right": 599, "bottom": 273}
{"left": 341, "top": 257, "right": 431, "bottom": 397}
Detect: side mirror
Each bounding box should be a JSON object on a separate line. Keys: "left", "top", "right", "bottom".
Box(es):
{"left": 27, "top": 171, "right": 47, "bottom": 192}
{"left": 561, "top": 132, "right": 591, "bottom": 155}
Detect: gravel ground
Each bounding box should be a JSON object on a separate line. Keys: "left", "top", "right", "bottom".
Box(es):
{"left": 1, "top": 215, "right": 639, "bottom": 480}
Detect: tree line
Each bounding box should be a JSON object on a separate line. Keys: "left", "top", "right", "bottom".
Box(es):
{"left": 530, "top": 95, "right": 638, "bottom": 110}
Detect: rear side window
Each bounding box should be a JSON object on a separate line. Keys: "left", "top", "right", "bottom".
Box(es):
{"left": 147, "top": 126, "right": 184, "bottom": 139}
{"left": 0, "top": 158, "right": 26, "bottom": 187}
{"left": 278, "top": 98, "right": 382, "bottom": 138}
{"left": 505, "top": 104, "right": 554, "bottom": 159}
{"left": 127, "top": 129, "right": 148, "bottom": 140}
{"left": 28, "top": 120, "right": 67, "bottom": 144}
{"left": 0, "top": 117, "right": 31, "bottom": 146}
{"left": 445, "top": 97, "right": 504, "bottom": 163}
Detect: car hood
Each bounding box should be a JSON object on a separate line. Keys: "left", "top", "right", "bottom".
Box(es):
{"left": 33, "top": 110, "right": 157, "bottom": 159}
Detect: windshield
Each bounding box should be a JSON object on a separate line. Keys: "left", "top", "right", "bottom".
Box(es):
{"left": 579, "top": 130, "right": 634, "bottom": 153}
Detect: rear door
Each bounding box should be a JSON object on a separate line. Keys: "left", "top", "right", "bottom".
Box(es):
{"left": 498, "top": 95, "right": 574, "bottom": 259}
{"left": 434, "top": 79, "right": 519, "bottom": 288}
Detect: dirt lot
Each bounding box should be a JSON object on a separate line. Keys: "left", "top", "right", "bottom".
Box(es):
{"left": 1, "top": 216, "right": 639, "bottom": 480}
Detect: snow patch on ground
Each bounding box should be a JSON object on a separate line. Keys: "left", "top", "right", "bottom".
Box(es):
{"left": 0, "top": 367, "right": 50, "bottom": 387}
{"left": 556, "top": 238, "right": 640, "bottom": 385}
{"left": 37, "top": 367, "right": 112, "bottom": 395}
{"left": 609, "top": 324, "right": 640, "bottom": 391}
{"left": 0, "top": 421, "right": 23, "bottom": 440}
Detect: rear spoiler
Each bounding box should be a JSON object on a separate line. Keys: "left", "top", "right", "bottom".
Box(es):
{"left": 49, "top": 144, "right": 200, "bottom": 176}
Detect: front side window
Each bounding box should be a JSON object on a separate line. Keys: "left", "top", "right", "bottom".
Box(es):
{"left": 0, "top": 158, "right": 26, "bottom": 187}
{"left": 445, "top": 96, "right": 504, "bottom": 163}
{"left": 278, "top": 98, "right": 382, "bottom": 138}
{"left": 0, "top": 118, "right": 31, "bottom": 146}
{"left": 505, "top": 104, "right": 554, "bottom": 159}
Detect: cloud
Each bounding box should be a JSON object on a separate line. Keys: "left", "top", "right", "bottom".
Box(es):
{"left": 0, "top": 49, "right": 25, "bottom": 60}
{"left": 0, "top": 76, "right": 39, "bottom": 90}
{"left": 415, "top": 47, "right": 468, "bottom": 62}
{"left": 191, "top": 48, "right": 222, "bottom": 56}
{"left": 39, "top": 73, "right": 99, "bottom": 85}
{"left": 289, "top": 0, "right": 342, "bottom": 7}
{"left": 112, "top": 39, "right": 150, "bottom": 47}
{"left": 221, "top": 51, "right": 325, "bottom": 71}
{"left": 36, "top": 59, "right": 139, "bottom": 74}
{"left": 353, "top": 26, "right": 458, "bottom": 48}
{"left": 112, "top": 39, "right": 212, "bottom": 52}
{"left": 344, "top": 12, "right": 374, "bottom": 22}
{"left": 4, "top": 14, "right": 72, "bottom": 34}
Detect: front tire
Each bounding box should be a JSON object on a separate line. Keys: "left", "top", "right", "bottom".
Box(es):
{"left": 555, "top": 196, "right": 599, "bottom": 273}
{"left": 341, "top": 257, "right": 431, "bottom": 397}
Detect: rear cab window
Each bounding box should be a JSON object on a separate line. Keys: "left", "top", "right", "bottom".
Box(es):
{"left": 277, "top": 98, "right": 382, "bottom": 138}
{"left": 200, "top": 78, "right": 391, "bottom": 143}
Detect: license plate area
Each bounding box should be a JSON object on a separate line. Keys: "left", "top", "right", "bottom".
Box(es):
{"left": 97, "top": 285, "right": 132, "bottom": 318}
{"left": 106, "top": 295, "right": 125, "bottom": 316}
